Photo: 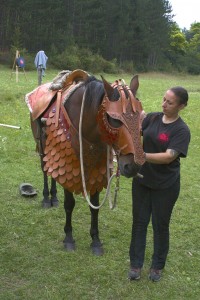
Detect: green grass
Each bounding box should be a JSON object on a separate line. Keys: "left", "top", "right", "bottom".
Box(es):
{"left": 0, "top": 66, "right": 199, "bottom": 299}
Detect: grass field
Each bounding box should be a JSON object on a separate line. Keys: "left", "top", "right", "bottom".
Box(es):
{"left": 0, "top": 65, "right": 200, "bottom": 299}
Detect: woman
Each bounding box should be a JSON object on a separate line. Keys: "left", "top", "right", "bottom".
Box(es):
{"left": 128, "top": 86, "right": 190, "bottom": 282}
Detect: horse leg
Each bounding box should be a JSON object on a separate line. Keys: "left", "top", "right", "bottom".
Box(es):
{"left": 90, "top": 192, "right": 104, "bottom": 256}
{"left": 32, "top": 118, "right": 51, "bottom": 209}
{"left": 63, "top": 189, "right": 76, "bottom": 251}
{"left": 41, "top": 169, "right": 52, "bottom": 208}
{"left": 39, "top": 152, "right": 51, "bottom": 208}
{"left": 50, "top": 178, "right": 59, "bottom": 207}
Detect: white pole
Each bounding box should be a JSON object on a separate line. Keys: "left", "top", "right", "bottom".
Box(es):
{"left": 0, "top": 123, "right": 21, "bottom": 129}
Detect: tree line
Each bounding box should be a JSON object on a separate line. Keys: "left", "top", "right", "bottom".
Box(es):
{"left": 0, "top": 0, "right": 200, "bottom": 74}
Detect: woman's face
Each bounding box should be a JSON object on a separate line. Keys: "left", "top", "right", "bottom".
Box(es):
{"left": 162, "top": 90, "right": 184, "bottom": 116}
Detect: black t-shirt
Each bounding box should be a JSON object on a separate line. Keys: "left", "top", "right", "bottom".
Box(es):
{"left": 137, "top": 112, "right": 190, "bottom": 189}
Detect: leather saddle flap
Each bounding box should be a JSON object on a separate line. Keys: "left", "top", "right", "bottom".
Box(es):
{"left": 25, "top": 69, "right": 89, "bottom": 121}
{"left": 25, "top": 83, "right": 57, "bottom": 120}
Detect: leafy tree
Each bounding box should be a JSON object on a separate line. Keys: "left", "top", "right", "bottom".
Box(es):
{"left": 185, "top": 23, "right": 200, "bottom": 74}
{"left": 165, "top": 23, "right": 188, "bottom": 71}
{"left": 0, "top": 0, "right": 190, "bottom": 72}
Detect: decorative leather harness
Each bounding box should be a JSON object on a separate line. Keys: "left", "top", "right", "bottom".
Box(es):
{"left": 97, "top": 79, "right": 145, "bottom": 165}
{"left": 26, "top": 72, "right": 145, "bottom": 196}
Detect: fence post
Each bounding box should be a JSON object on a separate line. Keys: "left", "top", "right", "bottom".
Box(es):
{"left": 38, "top": 67, "right": 42, "bottom": 85}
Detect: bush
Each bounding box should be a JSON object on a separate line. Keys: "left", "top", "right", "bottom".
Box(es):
{"left": 119, "top": 60, "right": 135, "bottom": 73}
{"left": 0, "top": 48, "right": 37, "bottom": 71}
{"left": 88, "top": 54, "right": 117, "bottom": 73}
{"left": 50, "top": 45, "right": 118, "bottom": 73}
{"left": 186, "top": 53, "right": 200, "bottom": 74}
{"left": 0, "top": 51, "right": 12, "bottom": 65}
{"left": 51, "top": 46, "right": 81, "bottom": 70}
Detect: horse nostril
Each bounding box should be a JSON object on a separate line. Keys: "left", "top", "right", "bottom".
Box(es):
{"left": 123, "top": 163, "right": 139, "bottom": 177}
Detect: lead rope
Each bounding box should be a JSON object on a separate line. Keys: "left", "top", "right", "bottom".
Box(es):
{"left": 79, "top": 90, "right": 119, "bottom": 210}
{"left": 110, "top": 166, "right": 120, "bottom": 209}
{"left": 107, "top": 147, "right": 120, "bottom": 210}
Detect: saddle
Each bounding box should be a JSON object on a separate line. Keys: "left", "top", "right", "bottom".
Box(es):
{"left": 25, "top": 69, "right": 89, "bottom": 120}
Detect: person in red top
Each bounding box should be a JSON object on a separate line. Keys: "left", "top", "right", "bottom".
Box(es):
{"left": 128, "top": 86, "right": 191, "bottom": 282}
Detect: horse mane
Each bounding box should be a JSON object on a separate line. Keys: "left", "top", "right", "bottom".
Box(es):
{"left": 83, "top": 76, "right": 105, "bottom": 111}
{"left": 83, "top": 75, "right": 128, "bottom": 111}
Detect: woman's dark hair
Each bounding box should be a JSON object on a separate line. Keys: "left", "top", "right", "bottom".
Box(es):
{"left": 170, "top": 86, "right": 189, "bottom": 106}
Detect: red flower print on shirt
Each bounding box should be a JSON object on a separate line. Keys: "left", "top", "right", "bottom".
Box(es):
{"left": 158, "top": 133, "right": 169, "bottom": 142}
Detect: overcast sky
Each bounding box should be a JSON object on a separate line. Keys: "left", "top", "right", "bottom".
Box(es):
{"left": 169, "top": 0, "right": 200, "bottom": 29}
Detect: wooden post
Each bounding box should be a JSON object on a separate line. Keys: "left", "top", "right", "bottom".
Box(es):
{"left": 10, "top": 50, "right": 27, "bottom": 82}
{"left": 16, "top": 50, "right": 19, "bottom": 82}
{"left": 15, "top": 50, "right": 19, "bottom": 82}
{"left": 38, "top": 67, "right": 42, "bottom": 85}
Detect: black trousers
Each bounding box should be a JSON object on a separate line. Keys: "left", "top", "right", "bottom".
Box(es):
{"left": 129, "top": 177, "right": 180, "bottom": 270}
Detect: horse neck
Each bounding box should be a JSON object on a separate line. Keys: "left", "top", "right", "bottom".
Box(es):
{"left": 65, "top": 86, "right": 102, "bottom": 145}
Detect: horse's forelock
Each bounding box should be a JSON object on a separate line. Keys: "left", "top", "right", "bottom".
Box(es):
{"left": 109, "top": 86, "right": 130, "bottom": 102}
{"left": 110, "top": 88, "right": 120, "bottom": 101}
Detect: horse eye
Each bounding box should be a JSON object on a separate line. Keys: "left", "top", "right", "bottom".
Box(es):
{"left": 106, "top": 114, "right": 122, "bottom": 128}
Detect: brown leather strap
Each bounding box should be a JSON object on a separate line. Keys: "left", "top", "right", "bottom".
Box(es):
{"left": 126, "top": 87, "right": 137, "bottom": 113}
{"left": 118, "top": 85, "right": 127, "bottom": 113}
{"left": 60, "top": 102, "right": 72, "bottom": 127}
{"left": 55, "top": 90, "right": 62, "bottom": 127}
{"left": 60, "top": 97, "right": 96, "bottom": 148}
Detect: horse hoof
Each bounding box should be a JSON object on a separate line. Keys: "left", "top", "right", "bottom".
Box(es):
{"left": 51, "top": 199, "right": 59, "bottom": 207}
{"left": 90, "top": 242, "right": 104, "bottom": 256}
{"left": 63, "top": 236, "right": 76, "bottom": 251}
{"left": 63, "top": 241, "right": 76, "bottom": 252}
{"left": 42, "top": 200, "right": 52, "bottom": 209}
{"left": 91, "top": 245, "right": 104, "bottom": 256}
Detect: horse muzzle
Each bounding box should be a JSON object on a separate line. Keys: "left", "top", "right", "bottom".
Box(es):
{"left": 118, "top": 154, "right": 141, "bottom": 178}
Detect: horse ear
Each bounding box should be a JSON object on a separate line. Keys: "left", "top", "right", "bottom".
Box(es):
{"left": 130, "top": 75, "right": 139, "bottom": 96}
{"left": 101, "top": 76, "right": 114, "bottom": 99}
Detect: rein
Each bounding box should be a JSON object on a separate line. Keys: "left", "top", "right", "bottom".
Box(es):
{"left": 79, "top": 90, "right": 120, "bottom": 210}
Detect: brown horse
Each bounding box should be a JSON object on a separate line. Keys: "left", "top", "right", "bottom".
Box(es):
{"left": 26, "top": 71, "right": 145, "bottom": 255}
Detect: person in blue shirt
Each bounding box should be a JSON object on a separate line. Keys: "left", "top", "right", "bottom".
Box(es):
{"left": 128, "top": 86, "right": 190, "bottom": 282}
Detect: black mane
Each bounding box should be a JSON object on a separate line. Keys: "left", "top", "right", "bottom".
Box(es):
{"left": 83, "top": 75, "right": 129, "bottom": 111}
{"left": 83, "top": 76, "right": 105, "bottom": 111}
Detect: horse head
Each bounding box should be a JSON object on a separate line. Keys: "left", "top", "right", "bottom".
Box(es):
{"left": 97, "top": 75, "right": 145, "bottom": 178}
